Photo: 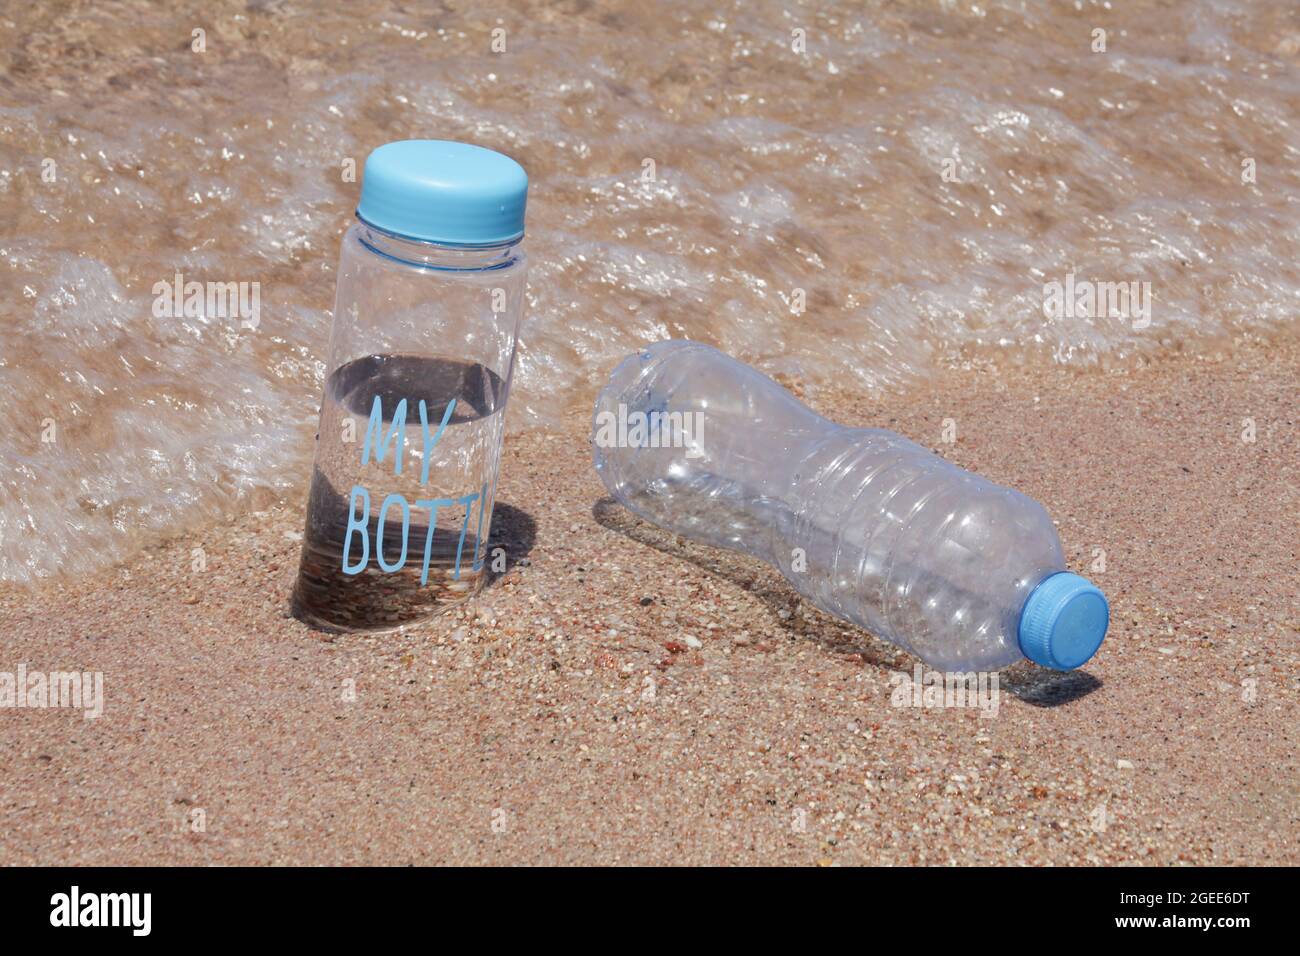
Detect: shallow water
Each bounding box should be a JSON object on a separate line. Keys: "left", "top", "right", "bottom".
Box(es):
{"left": 0, "top": 0, "right": 1297, "bottom": 582}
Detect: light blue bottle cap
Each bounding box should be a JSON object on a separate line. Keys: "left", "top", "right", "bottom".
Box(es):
{"left": 1017, "top": 572, "right": 1109, "bottom": 670}
{"left": 356, "top": 140, "right": 528, "bottom": 246}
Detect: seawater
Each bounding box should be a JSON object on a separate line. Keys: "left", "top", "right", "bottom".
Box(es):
{"left": 0, "top": 0, "right": 1297, "bottom": 582}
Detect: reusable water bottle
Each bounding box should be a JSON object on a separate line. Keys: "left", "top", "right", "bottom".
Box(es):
{"left": 292, "top": 140, "right": 527, "bottom": 632}
{"left": 591, "top": 340, "right": 1108, "bottom": 672}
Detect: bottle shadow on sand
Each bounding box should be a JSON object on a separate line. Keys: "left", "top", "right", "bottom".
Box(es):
{"left": 484, "top": 501, "right": 538, "bottom": 586}
{"left": 592, "top": 496, "right": 1100, "bottom": 708}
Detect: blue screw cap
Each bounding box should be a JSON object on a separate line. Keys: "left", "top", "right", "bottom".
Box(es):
{"left": 356, "top": 140, "right": 528, "bottom": 246}
{"left": 1018, "top": 572, "right": 1109, "bottom": 670}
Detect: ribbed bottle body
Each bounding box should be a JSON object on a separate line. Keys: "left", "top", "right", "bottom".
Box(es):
{"left": 592, "top": 341, "right": 1065, "bottom": 670}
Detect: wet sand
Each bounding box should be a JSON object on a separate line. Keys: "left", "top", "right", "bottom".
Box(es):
{"left": 1, "top": 339, "right": 1295, "bottom": 865}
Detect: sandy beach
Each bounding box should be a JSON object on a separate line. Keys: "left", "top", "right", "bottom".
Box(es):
{"left": 1, "top": 337, "right": 1294, "bottom": 866}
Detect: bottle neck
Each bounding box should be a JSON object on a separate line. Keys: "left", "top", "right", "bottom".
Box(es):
{"left": 355, "top": 217, "right": 522, "bottom": 271}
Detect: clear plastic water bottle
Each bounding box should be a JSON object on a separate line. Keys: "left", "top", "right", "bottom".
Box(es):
{"left": 591, "top": 340, "right": 1108, "bottom": 672}
{"left": 292, "top": 140, "right": 528, "bottom": 632}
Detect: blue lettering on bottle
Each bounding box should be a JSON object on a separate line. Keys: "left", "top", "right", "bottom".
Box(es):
{"left": 375, "top": 493, "right": 410, "bottom": 572}
{"left": 342, "top": 485, "right": 371, "bottom": 574}
{"left": 361, "top": 395, "right": 407, "bottom": 474}
{"left": 418, "top": 397, "right": 458, "bottom": 486}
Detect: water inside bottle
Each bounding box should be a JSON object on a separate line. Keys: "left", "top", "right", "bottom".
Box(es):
{"left": 292, "top": 354, "right": 506, "bottom": 632}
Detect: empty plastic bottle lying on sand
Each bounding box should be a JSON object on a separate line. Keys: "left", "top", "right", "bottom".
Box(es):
{"left": 591, "top": 340, "right": 1109, "bottom": 672}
